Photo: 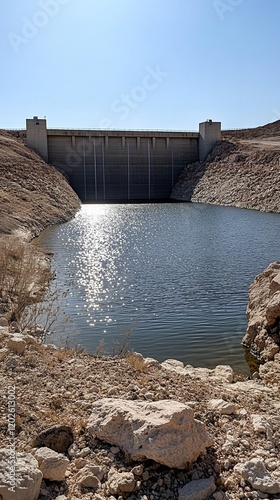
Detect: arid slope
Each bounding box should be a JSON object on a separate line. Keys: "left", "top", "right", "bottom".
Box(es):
{"left": 171, "top": 120, "right": 280, "bottom": 212}
{"left": 0, "top": 130, "right": 80, "bottom": 237}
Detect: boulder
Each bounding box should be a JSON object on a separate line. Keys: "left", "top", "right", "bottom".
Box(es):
{"left": 178, "top": 476, "right": 216, "bottom": 500}
{"left": 34, "top": 447, "right": 69, "bottom": 481}
{"left": 234, "top": 458, "right": 280, "bottom": 494}
{"left": 87, "top": 398, "right": 213, "bottom": 469}
{"left": 107, "top": 470, "right": 136, "bottom": 494}
{"left": 270, "top": 271, "right": 280, "bottom": 293}
{"left": 76, "top": 464, "right": 105, "bottom": 482}
{"left": 242, "top": 262, "right": 280, "bottom": 361}
{"left": 266, "top": 292, "right": 280, "bottom": 325}
{"left": 32, "top": 424, "right": 74, "bottom": 453}
{"left": 208, "top": 399, "right": 236, "bottom": 415}
{"left": 78, "top": 474, "right": 100, "bottom": 490}
{"left": 212, "top": 365, "right": 234, "bottom": 383}
{"left": 161, "top": 358, "right": 186, "bottom": 375}
{"left": 0, "top": 449, "right": 42, "bottom": 500}
{"left": 7, "top": 335, "right": 26, "bottom": 355}
{"left": 251, "top": 415, "right": 273, "bottom": 439}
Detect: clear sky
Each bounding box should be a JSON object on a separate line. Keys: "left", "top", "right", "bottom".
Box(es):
{"left": 1, "top": 0, "right": 279, "bottom": 131}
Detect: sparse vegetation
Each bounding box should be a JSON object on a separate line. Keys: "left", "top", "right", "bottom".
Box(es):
{"left": 126, "top": 352, "right": 147, "bottom": 372}
{"left": 0, "top": 236, "right": 52, "bottom": 324}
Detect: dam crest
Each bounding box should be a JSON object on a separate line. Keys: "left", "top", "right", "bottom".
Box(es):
{"left": 23, "top": 117, "right": 221, "bottom": 202}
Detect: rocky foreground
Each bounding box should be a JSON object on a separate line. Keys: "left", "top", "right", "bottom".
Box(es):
{"left": 1, "top": 324, "right": 280, "bottom": 500}
{"left": 171, "top": 120, "right": 280, "bottom": 213}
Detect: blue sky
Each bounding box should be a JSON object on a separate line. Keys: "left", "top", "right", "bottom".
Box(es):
{"left": 1, "top": 0, "right": 279, "bottom": 130}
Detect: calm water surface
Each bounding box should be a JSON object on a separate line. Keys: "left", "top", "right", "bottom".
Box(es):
{"left": 35, "top": 203, "right": 280, "bottom": 374}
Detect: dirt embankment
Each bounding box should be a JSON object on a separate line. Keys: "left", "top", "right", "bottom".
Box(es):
{"left": 171, "top": 120, "right": 280, "bottom": 213}
{"left": 0, "top": 130, "right": 81, "bottom": 238}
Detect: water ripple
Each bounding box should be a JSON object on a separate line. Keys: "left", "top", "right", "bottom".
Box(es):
{"left": 35, "top": 203, "right": 280, "bottom": 374}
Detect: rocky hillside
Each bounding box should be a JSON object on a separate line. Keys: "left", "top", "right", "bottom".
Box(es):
{"left": 0, "top": 130, "right": 80, "bottom": 238}
{"left": 243, "top": 262, "right": 280, "bottom": 363}
{"left": 171, "top": 120, "right": 280, "bottom": 213}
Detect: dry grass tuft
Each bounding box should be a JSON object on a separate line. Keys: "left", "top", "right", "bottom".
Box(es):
{"left": 126, "top": 352, "right": 147, "bottom": 372}
{"left": 0, "top": 236, "right": 52, "bottom": 323}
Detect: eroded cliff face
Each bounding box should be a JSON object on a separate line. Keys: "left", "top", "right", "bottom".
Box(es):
{"left": 242, "top": 262, "right": 280, "bottom": 362}
{"left": 0, "top": 130, "right": 81, "bottom": 238}
{"left": 171, "top": 120, "right": 280, "bottom": 214}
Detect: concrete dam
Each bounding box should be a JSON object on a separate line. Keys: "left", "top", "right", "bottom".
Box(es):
{"left": 24, "top": 117, "right": 221, "bottom": 202}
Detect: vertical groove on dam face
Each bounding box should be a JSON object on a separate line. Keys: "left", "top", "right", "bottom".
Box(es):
{"left": 47, "top": 134, "right": 199, "bottom": 202}
{"left": 24, "top": 118, "right": 221, "bottom": 201}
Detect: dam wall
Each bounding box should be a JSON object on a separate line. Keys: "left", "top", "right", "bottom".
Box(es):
{"left": 25, "top": 118, "right": 221, "bottom": 202}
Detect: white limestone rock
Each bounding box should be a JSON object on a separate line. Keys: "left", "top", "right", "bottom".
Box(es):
{"left": 76, "top": 464, "right": 105, "bottom": 482}
{"left": 270, "top": 270, "right": 280, "bottom": 291}
{"left": 208, "top": 399, "right": 236, "bottom": 415}
{"left": 252, "top": 415, "right": 273, "bottom": 439}
{"left": 107, "top": 470, "right": 136, "bottom": 494}
{"left": 161, "top": 358, "right": 186, "bottom": 375}
{"left": 87, "top": 398, "right": 213, "bottom": 469}
{"left": 143, "top": 356, "right": 160, "bottom": 369}
{"left": 234, "top": 458, "right": 280, "bottom": 494}
{"left": 178, "top": 476, "right": 216, "bottom": 500}
{"left": 0, "top": 449, "right": 42, "bottom": 500}
{"left": 7, "top": 335, "right": 26, "bottom": 355}
{"left": 185, "top": 366, "right": 213, "bottom": 380}
{"left": 243, "top": 262, "right": 280, "bottom": 361}
{"left": 212, "top": 365, "right": 234, "bottom": 383}
{"left": 162, "top": 358, "right": 185, "bottom": 368}
{"left": 266, "top": 291, "right": 280, "bottom": 326}
{"left": 34, "top": 447, "right": 69, "bottom": 481}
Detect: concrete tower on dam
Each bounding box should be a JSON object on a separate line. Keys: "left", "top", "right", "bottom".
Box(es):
{"left": 25, "top": 117, "right": 221, "bottom": 202}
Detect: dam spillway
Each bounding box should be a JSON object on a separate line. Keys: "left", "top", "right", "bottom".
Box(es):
{"left": 23, "top": 117, "right": 221, "bottom": 202}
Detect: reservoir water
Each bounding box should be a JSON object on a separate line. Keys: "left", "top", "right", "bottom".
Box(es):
{"left": 35, "top": 203, "right": 280, "bottom": 374}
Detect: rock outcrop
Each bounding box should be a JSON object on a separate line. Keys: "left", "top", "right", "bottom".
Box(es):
{"left": 87, "top": 398, "right": 213, "bottom": 468}
{"left": 234, "top": 458, "right": 280, "bottom": 494}
{"left": 242, "top": 261, "right": 280, "bottom": 361}
{"left": 34, "top": 447, "right": 70, "bottom": 482}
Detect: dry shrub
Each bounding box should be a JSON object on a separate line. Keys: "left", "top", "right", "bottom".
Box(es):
{"left": 126, "top": 352, "right": 147, "bottom": 372}
{"left": 54, "top": 348, "right": 73, "bottom": 362}
{"left": 0, "top": 236, "right": 52, "bottom": 323}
